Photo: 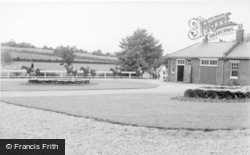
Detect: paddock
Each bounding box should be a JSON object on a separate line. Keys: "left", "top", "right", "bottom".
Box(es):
{"left": 1, "top": 79, "right": 249, "bottom": 154}
{"left": 1, "top": 79, "right": 249, "bottom": 130}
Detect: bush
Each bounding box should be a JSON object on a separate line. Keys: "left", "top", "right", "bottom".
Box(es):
{"left": 246, "top": 92, "right": 250, "bottom": 98}
{"left": 184, "top": 88, "right": 250, "bottom": 100}
{"left": 234, "top": 91, "right": 246, "bottom": 99}
{"left": 206, "top": 90, "right": 217, "bottom": 99}
{"left": 193, "top": 89, "right": 206, "bottom": 98}
{"left": 184, "top": 89, "right": 195, "bottom": 98}
{"left": 223, "top": 91, "right": 235, "bottom": 99}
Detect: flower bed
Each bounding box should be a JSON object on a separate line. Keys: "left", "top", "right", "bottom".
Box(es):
{"left": 28, "top": 79, "right": 90, "bottom": 85}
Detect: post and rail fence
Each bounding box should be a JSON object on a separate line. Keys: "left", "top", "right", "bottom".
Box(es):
{"left": 0, "top": 70, "right": 137, "bottom": 79}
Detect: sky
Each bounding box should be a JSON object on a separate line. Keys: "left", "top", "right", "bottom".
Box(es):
{"left": 1, "top": 0, "right": 250, "bottom": 55}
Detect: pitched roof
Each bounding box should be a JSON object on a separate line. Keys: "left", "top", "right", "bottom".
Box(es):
{"left": 168, "top": 42, "right": 237, "bottom": 58}
{"left": 226, "top": 42, "right": 250, "bottom": 59}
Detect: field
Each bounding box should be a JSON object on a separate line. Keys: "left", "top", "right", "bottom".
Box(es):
{"left": 1, "top": 46, "right": 117, "bottom": 61}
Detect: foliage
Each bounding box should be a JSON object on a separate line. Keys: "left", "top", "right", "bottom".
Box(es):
{"left": 42, "top": 45, "right": 53, "bottom": 50}
{"left": 54, "top": 45, "right": 76, "bottom": 64}
{"left": 184, "top": 89, "right": 195, "bottom": 98}
{"left": 1, "top": 50, "right": 13, "bottom": 65}
{"left": 93, "top": 49, "right": 102, "bottom": 55}
{"left": 117, "top": 29, "right": 163, "bottom": 71}
{"left": 184, "top": 88, "right": 250, "bottom": 100}
{"left": 1, "top": 39, "right": 36, "bottom": 48}
{"left": 76, "top": 49, "right": 88, "bottom": 54}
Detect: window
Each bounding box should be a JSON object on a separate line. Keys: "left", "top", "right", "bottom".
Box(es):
{"left": 186, "top": 60, "right": 191, "bottom": 65}
{"left": 210, "top": 60, "right": 218, "bottom": 65}
{"left": 177, "top": 59, "right": 185, "bottom": 65}
{"left": 171, "top": 61, "right": 176, "bottom": 73}
{"left": 200, "top": 59, "right": 218, "bottom": 66}
{"left": 201, "top": 60, "right": 209, "bottom": 65}
{"left": 230, "top": 63, "right": 239, "bottom": 79}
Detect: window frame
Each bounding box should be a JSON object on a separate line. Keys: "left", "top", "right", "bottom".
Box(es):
{"left": 177, "top": 59, "right": 185, "bottom": 66}
{"left": 200, "top": 59, "right": 218, "bottom": 66}
{"left": 230, "top": 62, "right": 239, "bottom": 79}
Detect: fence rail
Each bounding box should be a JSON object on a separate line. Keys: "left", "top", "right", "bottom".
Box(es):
{"left": 0, "top": 70, "right": 137, "bottom": 79}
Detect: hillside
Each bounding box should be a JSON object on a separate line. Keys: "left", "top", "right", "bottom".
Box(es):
{"left": 1, "top": 46, "right": 117, "bottom": 64}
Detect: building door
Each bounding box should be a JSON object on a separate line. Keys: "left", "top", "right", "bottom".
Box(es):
{"left": 184, "top": 65, "right": 191, "bottom": 83}
{"left": 177, "top": 66, "right": 184, "bottom": 81}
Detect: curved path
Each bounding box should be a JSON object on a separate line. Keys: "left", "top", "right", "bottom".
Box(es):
{"left": 1, "top": 79, "right": 200, "bottom": 97}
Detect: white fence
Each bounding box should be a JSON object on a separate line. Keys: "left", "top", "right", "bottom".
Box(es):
{"left": 0, "top": 70, "right": 137, "bottom": 79}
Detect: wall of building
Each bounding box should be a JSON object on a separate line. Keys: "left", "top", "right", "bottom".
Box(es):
{"left": 223, "top": 60, "right": 250, "bottom": 86}
{"left": 216, "top": 60, "right": 224, "bottom": 85}
{"left": 168, "top": 59, "right": 176, "bottom": 82}
{"left": 223, "top": 60, "right": 231, "bottom": 85}
{"left": 239, "top": 60, "right": 250, "bottom": 86}
{"left": 190, "top": 58, "right": 200, "bottom": 83}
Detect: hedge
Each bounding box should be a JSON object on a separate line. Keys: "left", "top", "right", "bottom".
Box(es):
{"left": 184, "top": 89, "right": 250, "bottom": 100}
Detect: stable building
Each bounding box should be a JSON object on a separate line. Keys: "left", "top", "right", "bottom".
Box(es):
{"left": 168, "top": 25, "right": 250, "bottom": 86}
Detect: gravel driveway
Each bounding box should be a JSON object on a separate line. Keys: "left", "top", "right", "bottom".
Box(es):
{"left": 1, "top": 102, "right": 249, "bottom": 154}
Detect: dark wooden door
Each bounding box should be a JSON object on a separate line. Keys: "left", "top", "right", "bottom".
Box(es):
{"left": 177, "top": 66, "right": 184, "bottom": 82}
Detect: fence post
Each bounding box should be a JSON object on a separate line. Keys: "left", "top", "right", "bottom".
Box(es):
{"left": 129, "top": 73, "right": 131, "bottom": 79}
{"left": 104, "top": 73, "right": 107, "bottom": 78}
{"left": 7, "top": 71, "right": 10, "bottom": 78}
{"left": 44, "top": 71, "right": 46, "bottom": 78}
{"left": 60, "top": 72, "right": 63, "bottom": 78}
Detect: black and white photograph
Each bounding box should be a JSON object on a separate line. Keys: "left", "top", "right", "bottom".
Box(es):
{"left": 0, "top": 0, "right": 250, "bottom": 154}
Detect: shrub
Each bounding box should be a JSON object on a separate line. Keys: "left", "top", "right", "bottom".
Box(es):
{"left": 184, "top": 88, "right": 250, "bottom": 100}
{"left": 234, "top": 91, "right": 246, "bottom": 99}
{"left": 206, "top": 90, "right": 217, "bottom": 99}
{"left": 245, "top": 92, "right": 250, "bottom": 98}
{"left": 223, "top": 91, "right": 235, "bottom": 99}
{"left": 193, "top": 89, "right": 206, "bottom": 98}
{"left": 184, "top": 89, "right": 195, "bottom": 98}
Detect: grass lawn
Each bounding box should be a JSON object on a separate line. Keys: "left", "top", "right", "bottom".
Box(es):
{"left": 1, "top": 80, "right": 158, "bottom": 91}
{"left": 1, "top": 93, "right": 250, "bottom": 130}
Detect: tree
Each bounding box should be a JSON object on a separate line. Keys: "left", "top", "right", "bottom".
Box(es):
{"left": 42, "top": 45, "right": 48, "bottom": 49}
{"left": 117, "top": 29, "right": 163, "bottom": 71}
{"left": 54, "top": 45, "right": 76, "bottom": 64}
{"left": 93, "top": 49, "right": 102, "bottom": 55}
{"left": 1, "top": 50, "right": 13, "bottom": 65}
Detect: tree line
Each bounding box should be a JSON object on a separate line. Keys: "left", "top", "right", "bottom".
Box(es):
{"left": 1, "top": 40, "right": 115, "bottom": 57}
{"left": 53, "top": 29, "right": 168, "bottom": 73}
{"left": 2, "top": 29, "right": 168, "bottom": 72}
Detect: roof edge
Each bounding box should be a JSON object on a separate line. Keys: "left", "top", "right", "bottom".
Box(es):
{"left": 168, "top": 43, "right": 200, "bottom": 58}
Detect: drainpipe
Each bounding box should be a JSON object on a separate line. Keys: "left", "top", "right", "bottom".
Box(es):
{"left": 222, "top": 60, "right": 224, "bottom": 85}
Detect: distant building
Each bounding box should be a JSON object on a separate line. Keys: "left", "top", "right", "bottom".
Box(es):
{"left": 167, "top": 24, "right": 250, "bottom": 86}
{"left": 156, "top": 65, "right": 168, "bottom": 81}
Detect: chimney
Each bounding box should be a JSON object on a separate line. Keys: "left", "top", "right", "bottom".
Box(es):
{"left": 236, "top": 24, "right": 244, "bottom": 42}
{"left": 202, "top": 34, "right": 208, "bottom": 44}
